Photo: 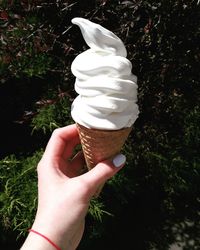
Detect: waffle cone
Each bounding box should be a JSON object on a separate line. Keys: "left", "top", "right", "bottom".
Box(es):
{"left": 76, "top": 123, "right": 132, "bottom": 195}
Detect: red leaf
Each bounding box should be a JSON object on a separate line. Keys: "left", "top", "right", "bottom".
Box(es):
{"left": 0, "top": 11, "right": 9, "bottom": 20}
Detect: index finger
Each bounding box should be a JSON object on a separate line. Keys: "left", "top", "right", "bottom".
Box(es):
{"left": 43, "top": 124, "right": 80, "bottom": 160}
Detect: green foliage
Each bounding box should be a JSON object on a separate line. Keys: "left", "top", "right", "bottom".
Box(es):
{"left": 0, "top": 2, "right": 53, "bottom": 81}
{"left": 31, "top": 94, "right": 73, "bottom": 134}
{"left": 89, "top": 199, "right": 112, "bottom": 222}
{"left": 0, "top": 151, "right": 42, "bottom": 238}
{"left": 14, "top": 53, "right": 52, "bottom": 78}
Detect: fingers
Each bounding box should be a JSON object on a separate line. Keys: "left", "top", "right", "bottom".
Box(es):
{"left": 68, "top": 151, "right": 86, "bottom": 177}
{"left": 79, "top": 154, "right": 126, "bottom": 194}
{"left": 43, "top": 124, "right": 80, "bottom": 161}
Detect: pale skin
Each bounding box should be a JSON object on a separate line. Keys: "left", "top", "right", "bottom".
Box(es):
{"left": 21, "top": 124, "right": 126, "bottom": 250}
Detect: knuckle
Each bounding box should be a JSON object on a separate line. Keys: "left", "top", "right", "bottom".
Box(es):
{"left": 52, "top": 128, "right": 62, "bottom": 137}
{"left": 77, "top": 178, "right": 92, "bottom": 195}
{"left": 36, "top": 159, "right": 44, "bottom": 173}
{"left": 36, "top": 161, "right": 42, "bottom": 172}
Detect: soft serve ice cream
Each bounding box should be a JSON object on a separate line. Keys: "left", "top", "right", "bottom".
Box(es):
{"left": 71, "top": 17, "right": 139, "bottom": 130}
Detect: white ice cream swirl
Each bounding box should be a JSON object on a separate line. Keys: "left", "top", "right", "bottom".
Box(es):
{"left": 71, "top": 18, "right": 139, "bottom": 130}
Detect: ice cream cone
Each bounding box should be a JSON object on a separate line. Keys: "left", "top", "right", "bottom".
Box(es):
{"left": 76, "top": 123, "right": 132, "bottom": 196}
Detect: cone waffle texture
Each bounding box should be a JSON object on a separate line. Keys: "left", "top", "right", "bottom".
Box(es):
{"left": 77, "top": 123, "right": 132, "bottom": 170}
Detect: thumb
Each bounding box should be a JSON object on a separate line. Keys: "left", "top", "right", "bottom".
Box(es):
{"left": 80, "top": 154, "right": 126, "bottom": 191}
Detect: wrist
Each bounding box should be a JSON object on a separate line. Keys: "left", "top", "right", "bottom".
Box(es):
{"left": 28, "top": 229, "right": 62, "bottom": 250}
{"left": 21, "top": 229, "right": 59, "bottom": 250}
{"left": 31, "top": 218, "right": 70, "bottom": 250}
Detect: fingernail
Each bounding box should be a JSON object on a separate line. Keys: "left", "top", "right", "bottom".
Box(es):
{"left": 113, "top": 154, "right": 126, "bottom": 168}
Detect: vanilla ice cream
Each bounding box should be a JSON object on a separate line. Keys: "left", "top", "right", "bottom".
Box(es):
{"left": 71, "top": 17, "right": 139, "bottom": 130}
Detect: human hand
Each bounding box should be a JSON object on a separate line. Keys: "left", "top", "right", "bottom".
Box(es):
{"left": 21, "top": 124, "right": 126, "bottom": 250}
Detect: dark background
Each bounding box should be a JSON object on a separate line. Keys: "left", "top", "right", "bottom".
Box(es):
{"left": 0, "top": 1, "right": 199, "bottom": 249}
